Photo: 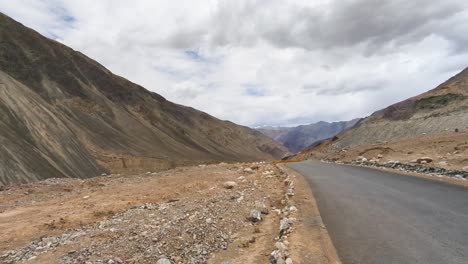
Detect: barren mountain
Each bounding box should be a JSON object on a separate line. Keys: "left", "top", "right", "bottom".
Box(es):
{"left": 331, "top": 67, "right": 468, "bottom": 149}
{"left": 0, "top": 13, "right": 289, "bottom": 186}
{"left": 297, "top": 67, "right": 468, "bottom": 170}
{"left": 257, "top": 119, "right": 360, "bottom": 153}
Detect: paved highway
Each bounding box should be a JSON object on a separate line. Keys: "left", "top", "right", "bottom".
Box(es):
{"left": 287, "top": 160, "right": 468, "bottom": 264}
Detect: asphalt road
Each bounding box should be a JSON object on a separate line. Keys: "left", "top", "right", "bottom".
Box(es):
{"left": 287, "top": 160, "right": 468, "bottom": 264}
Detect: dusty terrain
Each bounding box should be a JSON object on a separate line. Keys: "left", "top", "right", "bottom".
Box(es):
{"left": 304, "top": 131, "right": 468, "bottom": 171}
{"left": 0, "top": 162, "right": 335, "bottom": 264}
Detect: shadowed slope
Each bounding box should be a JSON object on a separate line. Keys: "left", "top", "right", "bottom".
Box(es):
{"left": 0, "top": 13, "right": 289, "bottom": 185}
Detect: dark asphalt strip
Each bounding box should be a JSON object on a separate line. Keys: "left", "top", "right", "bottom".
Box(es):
{"left": 287, "top": 160, "right": 468, "bottom": 264}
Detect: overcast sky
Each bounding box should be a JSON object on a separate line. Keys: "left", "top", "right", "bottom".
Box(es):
{"left": 1, "top": 0, "right": 468, "bottom": 127}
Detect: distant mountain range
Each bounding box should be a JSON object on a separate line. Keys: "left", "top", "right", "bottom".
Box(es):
{"left": 257, "top": 119, "right": 360, "bottom": 153}
{"left": 0, "top": 13, "right": 289, "bottom": 186}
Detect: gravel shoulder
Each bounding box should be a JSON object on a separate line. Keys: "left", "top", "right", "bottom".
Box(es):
{"left": 279, "top": 165, "right": 341, "bottom": 264}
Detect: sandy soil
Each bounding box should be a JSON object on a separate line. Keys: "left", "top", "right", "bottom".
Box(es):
{"left": 304, "top": 131, "right": 468, "bottom": 171}
{"left": 0, "top": 162, "right": 335, "bottom": 264}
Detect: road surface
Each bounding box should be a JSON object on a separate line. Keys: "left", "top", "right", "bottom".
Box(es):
{"left": 287, "top": 160, "right": 468, "bottom": 264}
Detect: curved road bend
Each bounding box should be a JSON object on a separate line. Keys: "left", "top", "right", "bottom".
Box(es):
{"left": 287, "top": 160, "right": 468, "bottom": 264}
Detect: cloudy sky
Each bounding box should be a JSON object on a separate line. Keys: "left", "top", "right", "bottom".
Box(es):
{"left": 1, "top": 0, "right": 468, "bottom": 127}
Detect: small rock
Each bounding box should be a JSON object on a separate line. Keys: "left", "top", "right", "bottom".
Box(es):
{"left": 82, "top": 196, "right": 90, "bottom": 199}
{"left": 438, "top": 161, "right": 448, "bottom": 166}
{"left": 243, "top": 168, "right": 254, "bottom": 173}
{"left": 377, "top": 154, "right": 384, "bottom": 159}
{"left": 280, "top": 218, "right": 295, "bottom": 233}
{"left": 286, "top": 258, "right": 293, "bottom": 264}
{"left": 255, "top": 200, "right": 269, "bottom": 214}
{"left": 223, "top": 181, "right": 237, "bottom": 189}
{"left": 248, "top": 209, "right": 262, "bottom": 222}
{"left": 206, "top": 218, "right": 214, "bottom": 224}
{"left": 156, "top": 258, "right": 171, "bottom": 264}
{"left": 416, "top": 157, "right": 433, "bottom": 164}
{"left": 357, "top": 156, "right": 367, "bottom": 162}
{"left": 463, "top": 166, "right": 468, "bottom": 172}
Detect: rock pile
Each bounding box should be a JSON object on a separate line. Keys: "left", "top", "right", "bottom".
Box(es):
{"left": 270, "top": 170, "right": 297, "bottom": 264}
{"left": 345, "top": 159, "right": 468, "bottom": 179}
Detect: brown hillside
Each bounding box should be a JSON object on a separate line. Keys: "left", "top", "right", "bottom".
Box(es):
{"left": 0, "top": 13, "right": 289, "bottom": 185}
{"left": 330, "top": 67, "right": 468, "bottom": 149}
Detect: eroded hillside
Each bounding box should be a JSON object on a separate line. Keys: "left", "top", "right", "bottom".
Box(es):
{"left": 0, "top": 13, "right": 289, "bottom": 185}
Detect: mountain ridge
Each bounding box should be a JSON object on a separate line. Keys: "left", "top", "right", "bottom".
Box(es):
{"left": 0, "top": 13, "right": 289, "bottom": 186}
{"left": 257, "top": 119, "right": 360, "bottom": 153}
{"left": 295, "top": 66, "right": 468, "bottom": 166}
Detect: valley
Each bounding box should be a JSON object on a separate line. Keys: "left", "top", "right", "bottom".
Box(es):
{"left": 1, "top": 3, "right": 468, "bottom": 264}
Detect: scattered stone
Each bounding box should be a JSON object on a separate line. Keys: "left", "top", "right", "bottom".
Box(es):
{"left": 248, "top": 209, "right": 262, "bottom": 222}
{"left": 377, "top": 154, "right": 384, "bottom": 159}
{"left": 438, "top": 161, "right": 448, "bottom": 166}
{"left": 416, "top": 157, "right": 433, "bottom": 164}
{"left": 357, "top": 156, "right": 368, "bottom": 162}
{"left": 279, "top": 218, "right": 295, "bottom": 234}
{"left": 222, "top": 181, "right": 237, "bottom": 189}
{"left": 243, "top": 168, "right": 254, "bottom": 173}
{"left": 156, "top": 257, "right": 171, "bottom": 264}
{"left": 255, "top": 200, "right": 269, "bottom": 215}
{"left": 1, "top": 162, "right": 293, "bottom": 264}
{"left": 285, "top": 257, "right": 293, "bottom": 264}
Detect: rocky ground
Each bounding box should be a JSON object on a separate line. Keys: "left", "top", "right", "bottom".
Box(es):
{"left": 300, "top": 130, "right": 468, "bottom": 178}
{"left": 0, "top": 162, "right": 323, "bottom": 264}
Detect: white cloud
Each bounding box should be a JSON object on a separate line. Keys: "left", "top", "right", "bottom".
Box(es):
{"left": 1, "top": 0, "right": 467, "bottom": 126}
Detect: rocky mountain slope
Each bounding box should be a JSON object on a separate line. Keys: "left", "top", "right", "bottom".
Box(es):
{"left": 296, "top": 67, "right": 468, "bottom": 171}
{"left": 329, "top": 67, "right": 468, "bottom": 150}
{"left": 0, "top": 13, "right": 289, "bottom": 186}
{"left": 257, "top": 119, "right": 360, "bottom": 153}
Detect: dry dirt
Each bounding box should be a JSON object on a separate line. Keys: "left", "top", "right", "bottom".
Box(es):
{"left": 305, "top": 131, "right": 468, "bottom": 171}
{"left": 0, "top": 162, "right": 335, "bottom": 264}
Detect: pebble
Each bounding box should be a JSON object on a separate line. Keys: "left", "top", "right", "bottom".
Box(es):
{"left": 156, "top": 258, "right": 171, "bottom": 264}
{"left": 223, "top": 181, "right": 237, "bottom": 189}
{"left": 248, "top": 209, "right": 262, "bottom": 222}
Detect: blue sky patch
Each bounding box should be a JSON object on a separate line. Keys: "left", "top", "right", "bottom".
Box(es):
{"left": 62, "top": 15, "right": 76, "bottom": 23}
{"left": 184, "top": 50, "right": 203, "bottom": 61}
{"left": 244, "top": 83, "right": 266, "bottom": 97}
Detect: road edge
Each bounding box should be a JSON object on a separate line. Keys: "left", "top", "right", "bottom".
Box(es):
{"left": 279, "top": 164, "right": 342, "bottom": 264}
{"left": 335, "top": 162, "right": 468, "bottom": 188}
